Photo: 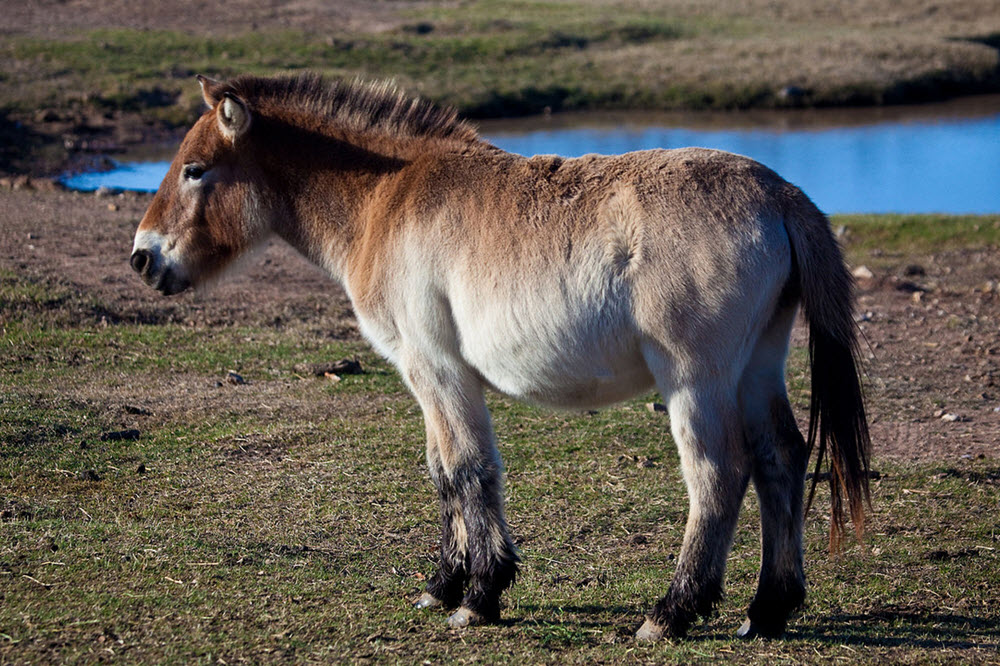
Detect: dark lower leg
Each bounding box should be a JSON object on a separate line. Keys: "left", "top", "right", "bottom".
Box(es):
{"left": 745, "top": 399, "right": 809, "bottom": 637}
{"left": 648, "top": 557, "right": 727, "bottom": 637}
{"left": 646, "top": 486, "right": 746, "bottom": 637}
{"left": 455, "top": 469, "right": 519, "bottom": 621}
{"left": 421, "top": 465, "right": 519, "bottom": 621}
{"left": 423, "top": 495, "right": 468, "bottom": 608}
{"left": 644, "top": 393, "right": 750, "bottom": 638}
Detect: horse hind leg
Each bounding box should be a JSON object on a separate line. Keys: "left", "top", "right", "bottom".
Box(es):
{"left": 737, "top": 304, "right": 809, "bottom": 638}
{"left": 637, "top": 360, "right": 751, "bottom": 640}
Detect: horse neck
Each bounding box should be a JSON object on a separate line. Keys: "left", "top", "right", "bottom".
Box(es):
{"left": 257, "top": 121, "right": 444, "bottom": 281}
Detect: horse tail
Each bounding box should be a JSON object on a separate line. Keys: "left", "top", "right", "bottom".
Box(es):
{"left": 781, "top": 186, "right": 872, "bottom": 550}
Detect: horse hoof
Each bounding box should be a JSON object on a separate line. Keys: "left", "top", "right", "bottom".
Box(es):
{"left": 447, "top": 606, "right": 485, "bottom": 628}
{"left": 736, "top": 618, "right": 756, "bottom": 639}
{"left": 413, "top": 592, "right": 443, "bottom": 610}
{"left": 635, "top": 618, "right": 666, "bottom": 642}
{"left": 736, "top": 617, "right": 785, "bottom": 639}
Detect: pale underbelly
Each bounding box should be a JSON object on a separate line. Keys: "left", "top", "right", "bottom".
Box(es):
{"left": 469, "top": 341, "right": 657, "bottom": 410}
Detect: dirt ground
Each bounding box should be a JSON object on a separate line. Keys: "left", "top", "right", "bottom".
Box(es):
{"left": 2, "top": 186, "right": 997, "bottom": 464}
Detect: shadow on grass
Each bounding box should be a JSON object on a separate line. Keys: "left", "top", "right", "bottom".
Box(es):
{"left": 503, "top": 603, "right": 645, "bottom": 642}
{"left": 791, "top": 611, "right": 1000, "bottom": 650}
{"left": 510, "top": 602, "right": 1000, "bottom": 650}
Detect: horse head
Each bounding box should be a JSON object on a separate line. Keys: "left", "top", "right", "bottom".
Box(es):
{"left": 130, "top": 76, "right": 270, "bottom": 294}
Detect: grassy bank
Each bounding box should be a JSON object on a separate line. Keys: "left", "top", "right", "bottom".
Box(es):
{"left": 5, "top": 5, "right": 999, "bottom": 121}
{"left": 2, "top": 0, "right": 999, "bottom": 174}
{"left": 2, "top": 212, "right": 1000, "bottom": 662}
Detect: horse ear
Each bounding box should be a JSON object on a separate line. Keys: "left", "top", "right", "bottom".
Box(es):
{"left": 197, "top": 75, "right": 224, "bottom": 108}
{"left": 218, "top": 93, "right": 251, "bottom": 143}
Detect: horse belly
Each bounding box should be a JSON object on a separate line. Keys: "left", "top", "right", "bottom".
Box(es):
{"left": 460, "top": 311, "right": 656, "bottom": 410}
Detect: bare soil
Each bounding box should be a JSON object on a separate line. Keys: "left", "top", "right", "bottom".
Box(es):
{"left": 2, "top": 187, "right": 997, "bottom": 463}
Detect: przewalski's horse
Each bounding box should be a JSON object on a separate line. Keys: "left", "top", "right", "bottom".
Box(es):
{"left": 131, "top": 74, "right": 871, "bottom": 640}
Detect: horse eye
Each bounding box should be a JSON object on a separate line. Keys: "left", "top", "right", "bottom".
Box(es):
{"left": 183, "top": 165, "right": 206, "bottom": 181}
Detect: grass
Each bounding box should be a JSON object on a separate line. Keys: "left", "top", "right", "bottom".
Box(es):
{"left": 0, "top": 19, "right": 727, "bottom": 123}
{"left": 3, "top": 214, "right": 1000, "bottom": 662}
{"left": 836, "top": 215, "right": 1000, "bottom": 264}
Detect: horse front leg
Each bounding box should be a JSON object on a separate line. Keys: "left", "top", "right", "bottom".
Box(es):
{"left": 636, "top": 384, "right": 750, "bottom": 640}
{"left": 405, "top": 358, "right": 519, "bottom": 627}
{"left": 412, "top": 427, "right": 470, "bottom": 611}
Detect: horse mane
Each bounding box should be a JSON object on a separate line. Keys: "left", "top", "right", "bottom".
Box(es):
{"left": 215, "top": 73, "right": 480, "bottom": 144}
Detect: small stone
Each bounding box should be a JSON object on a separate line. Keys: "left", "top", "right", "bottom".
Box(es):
{"left": 294, "top": 358, "right": 363, "bottom": 377}
{"left": 852, "top": 265, "right": 874, "bottom": 280}
{"left": 33, "top": 178, "right": 64, "bottom": 192}
{"left": 912, "top": 291, "right": 923, "bottom": 303}
{"left": 107, "top": 203, "right": 119, "bottom": 212}
{"left": 940, "top": 413, "right": 961, "bottom": 422}
{"left": 330, "top": 358, "right": 363, "bottom": 375}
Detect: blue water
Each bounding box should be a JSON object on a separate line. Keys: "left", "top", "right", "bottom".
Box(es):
{"left": 63, "top": 104, "right": 1000, "bottom": 214}
{"left": 65, "top": 161, "right": 171, "bottom": 193}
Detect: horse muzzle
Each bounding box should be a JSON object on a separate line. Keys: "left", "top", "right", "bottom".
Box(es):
{"left": 129, "top": 247, "right": 191, "bottom": 295}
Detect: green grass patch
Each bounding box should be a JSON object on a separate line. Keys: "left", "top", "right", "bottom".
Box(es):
{"left": 1, "top": 21, "right": 715, "bottom": 122}
{"left": 834, "top": 214, "right": 1000, "bottom": 264}
{"left": 0, "top": 5, "right": 824, "bottom": 125}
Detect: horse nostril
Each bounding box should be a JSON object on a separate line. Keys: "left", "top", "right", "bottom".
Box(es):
{"left": 130, "top": 249, "right": 152, "bottom": 275}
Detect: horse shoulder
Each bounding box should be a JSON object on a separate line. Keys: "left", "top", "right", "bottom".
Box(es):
{"left": 342, "top": 151, "right": 492, "bottom": 362}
